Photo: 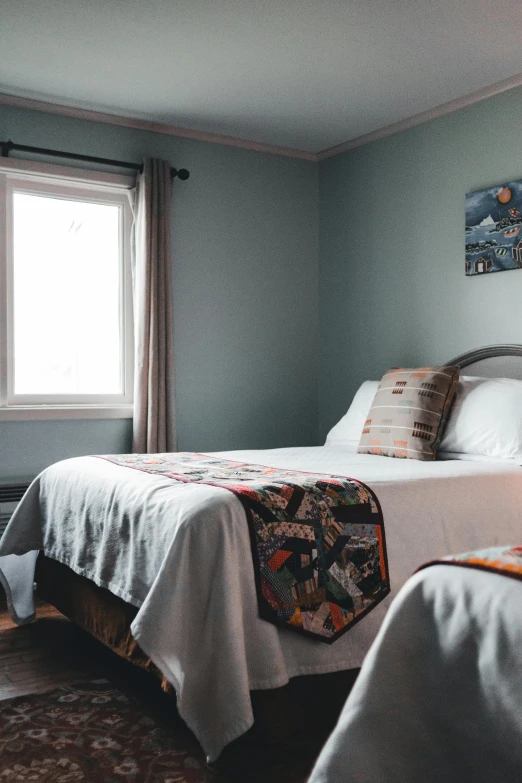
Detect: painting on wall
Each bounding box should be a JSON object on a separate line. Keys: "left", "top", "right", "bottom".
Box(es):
{"left": 466, "top": 178, "right": 522, "bottom": 276}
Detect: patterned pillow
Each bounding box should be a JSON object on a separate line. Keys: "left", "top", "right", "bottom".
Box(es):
{"left": 357, "top": 366, "right": 460, "bottom": 460}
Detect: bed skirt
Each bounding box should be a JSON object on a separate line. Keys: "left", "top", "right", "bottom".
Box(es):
{"left": 34, "top": 555, "right": 171, "bottom": 689}
{"left": 34, "top": 554, "right": 358, "bottom": 745}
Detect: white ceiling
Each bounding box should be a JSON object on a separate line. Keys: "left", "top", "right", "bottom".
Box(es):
{"left": 1, "top": 0, "right": 522, "bottom": 153}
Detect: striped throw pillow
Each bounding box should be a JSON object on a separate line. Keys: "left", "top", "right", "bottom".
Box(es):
{"left": 357, "top": 366, "right": 460, "bottom": 460}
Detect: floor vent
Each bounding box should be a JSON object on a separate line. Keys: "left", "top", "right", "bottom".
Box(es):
{"left": 0, "top": 480, "right": 33, "bottom": 538}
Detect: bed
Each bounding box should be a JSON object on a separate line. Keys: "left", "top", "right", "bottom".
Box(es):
{"left": 307, "top": 553, "right": 522, "bottom": 783}
{"left": 1, "top": 344, "right": 522, "bottom": 762}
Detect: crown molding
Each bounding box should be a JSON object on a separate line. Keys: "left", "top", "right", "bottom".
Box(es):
{"left": 0, "top": 91, "right": 318, "bottom": 162}
{"left": 317, "top": 72, "right": 522, "bottom": 160}
{"left": 2, "top": 72, "right": 522, "bottom": 164}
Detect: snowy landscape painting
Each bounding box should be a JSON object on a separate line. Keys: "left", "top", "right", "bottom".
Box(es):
{"left": 465, "top": 177, "right": 522, "bottom": 276}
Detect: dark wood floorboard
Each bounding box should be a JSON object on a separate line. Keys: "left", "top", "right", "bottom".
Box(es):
{"left": 0, "top": 598, "right": 322, "bottom": 782}
{"left": 0, "top": 598, "right": 99, "bottom": 699}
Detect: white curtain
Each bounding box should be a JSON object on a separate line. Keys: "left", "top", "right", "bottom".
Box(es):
{"left": 132, "top": 158, "right": 176, "bottom": 453}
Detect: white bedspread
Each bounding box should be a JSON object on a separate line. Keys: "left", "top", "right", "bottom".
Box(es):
{"left": 0, "top": 446, "right": 521, "bottom": 761}
{"left": 308, "top": 564, "right": 522, "bottom": 783}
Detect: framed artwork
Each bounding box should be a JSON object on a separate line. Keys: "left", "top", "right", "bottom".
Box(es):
{"left": 466, "top": 178, "right": 522, "bottom": 276}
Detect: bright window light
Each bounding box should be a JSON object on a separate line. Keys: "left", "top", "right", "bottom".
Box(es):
{"left": 12, "top": 192, "right": 122, "bottom": 395}
{"left": 0, "top": 167, "right": 133, "bottom": 418}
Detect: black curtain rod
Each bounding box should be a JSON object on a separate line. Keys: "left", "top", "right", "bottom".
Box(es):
{"left": 0, "top": 140, "right": 190, "bottom": 180}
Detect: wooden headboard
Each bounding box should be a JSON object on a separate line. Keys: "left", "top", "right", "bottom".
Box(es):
{"left": 447, "top": 345, "right": 522, "bottom": 380}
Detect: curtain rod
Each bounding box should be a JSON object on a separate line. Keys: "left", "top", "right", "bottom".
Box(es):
{"left": 0, "top": 140, "right": 190, "bottom": 180}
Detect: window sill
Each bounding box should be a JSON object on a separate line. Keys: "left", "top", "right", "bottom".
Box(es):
{"left": 0, "top": 405, "right": 134, "bottom": 421}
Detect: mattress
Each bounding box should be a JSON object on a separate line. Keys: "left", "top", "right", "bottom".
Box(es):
{"left": 1, "top": 445, "right": 521, "bottom": 760}
{"left": 308, "top": 564, "right": 522, "bottom": 783}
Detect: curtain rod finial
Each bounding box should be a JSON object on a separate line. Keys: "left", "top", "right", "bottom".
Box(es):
{"left": 175, "top": 168, "right": 190, "bottom": 181}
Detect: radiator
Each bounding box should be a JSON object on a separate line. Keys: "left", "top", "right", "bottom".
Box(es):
{"left": 0, "top": 480, "right": 33, "bottom": 538}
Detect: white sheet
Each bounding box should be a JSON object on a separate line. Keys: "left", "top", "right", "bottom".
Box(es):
{"left": 0, "top": 446, "right": 521, "bottom": 762}
{"left": 308, "top": 564, "right": 522, "bottom": 783}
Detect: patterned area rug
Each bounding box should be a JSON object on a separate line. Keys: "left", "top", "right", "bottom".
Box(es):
{"left": 0, "top": 679, "right": 215, "bottom": 782}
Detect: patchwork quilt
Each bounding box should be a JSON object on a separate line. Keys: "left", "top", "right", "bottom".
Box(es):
{"left": 98, "top": 453, "right": 389, "bottom": 643}
{"left": 418, "top": 544, "right": 522, "bottom": 583}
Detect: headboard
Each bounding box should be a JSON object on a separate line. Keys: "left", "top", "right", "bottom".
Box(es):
{"left": 447, "top": 345, "right": 522, "bottom": 380}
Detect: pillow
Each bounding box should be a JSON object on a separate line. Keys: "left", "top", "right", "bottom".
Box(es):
{"left": 439, "top": 376, "right": 522, "bottom": 462}
{"left": 325, "top": 381, "right": 379, "bottom": 447}
{"left": 357, "top": 366, "right": 460, "bottom": 460}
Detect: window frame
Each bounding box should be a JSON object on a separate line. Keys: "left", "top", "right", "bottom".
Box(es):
{"left": 0, "top": 158, "right": 135, "bottom": 420}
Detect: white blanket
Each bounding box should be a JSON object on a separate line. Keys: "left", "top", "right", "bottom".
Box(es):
{"left": 308, "top": 564, "right": 522, "bottom": 783}
{"left": 0, "top": 446, "right": 521, "bottom": 761}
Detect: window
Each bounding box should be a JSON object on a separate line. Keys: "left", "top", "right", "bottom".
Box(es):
{"left": 0, "top": 161, "right": 134, "bottom": 419}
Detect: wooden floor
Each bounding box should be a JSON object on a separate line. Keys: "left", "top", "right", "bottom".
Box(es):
{"left": 0, "top": 597, "right": 99, "bottom": 699}
{"left": 0, "top": 598, "right": 322, "bottom": 782}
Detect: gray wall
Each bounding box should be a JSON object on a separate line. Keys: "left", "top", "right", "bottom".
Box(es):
{"left": 318, "top": 86, "right": 522, "bottom": 439}
{"left": 0, "top": 419, "right": 133, "bottom": 480}
{"left": 0, "top": 106, "right": 319, "bottom": 478}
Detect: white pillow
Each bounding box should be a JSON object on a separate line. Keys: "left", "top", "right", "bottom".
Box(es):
{"left": 325, "top": 381, "right": 379, "bottom": 447}
{"left": 439, "top": 376, "right": 522, "bottom": 462}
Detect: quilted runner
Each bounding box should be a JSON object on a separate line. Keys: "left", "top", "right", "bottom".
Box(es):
{"left": 417, "top": 544, "right": 522, "bottom": 583}
{"left": 98, "top": 453, "right": 389, "bottom": 643}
